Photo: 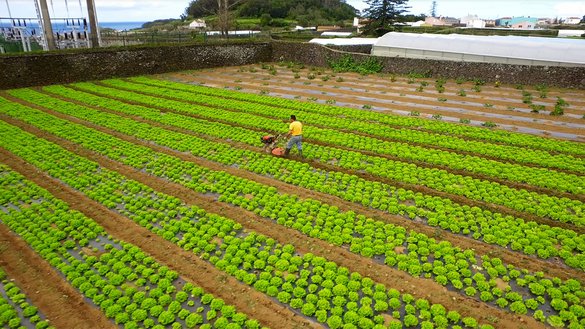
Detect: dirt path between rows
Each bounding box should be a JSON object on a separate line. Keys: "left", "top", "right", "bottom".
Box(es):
{"left": 206, "top": 65, "right": 585, "bottom": 107}
{"left": 197, "top": 72, "right": 585, "bottom": 133}
{"left": 222, "top": 68, "right": 585, "bottom": 115}
{"left": 0, "top": 219, "right": 116, "bottom": 329}
{"left": 119, "top": 79, "right": 583, "bottom": 177}
{"left": 0, "top": 117, "right": 542, "bottom": 329}
{"left": 194, "top": 65, "right": 585, "bottom": 115}
{"left": 3, "top": 97, "right": 583, "bottom": 283}
{"left": 174, "top": 72, "right": 585, "bottom": 140}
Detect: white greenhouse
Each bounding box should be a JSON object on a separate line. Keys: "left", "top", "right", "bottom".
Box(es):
{"left": 371, "top": 32, "right": 585, "bottom": 67}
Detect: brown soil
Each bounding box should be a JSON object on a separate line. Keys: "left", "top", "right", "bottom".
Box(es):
{"left": 495, "top": 278, "right": 510, "bottom": 291}
{"left": 227, "top": 64, "right": 585, "bottom": 101}
{"left": 0, "top": 220, "right": 116, "bottom": 329}
{"left": 169, "top": 68, "right": 585, "bottom": 140}
{"left": 2, "top": 98, "right": 583, "bottom": 285}
{"left": 382, "top": 314, "right": 397, "bottom": 326}
{"left": 116, "top": 78, "right": 583, "bottom": 177}
{"left": 0, "top": 148, "right": 318, "bottom": 329}
{"left": 81, "top": 246, "right": 106, "bottom": 258}
{"left": 207, "top": 65, "right": 585, "bottom": 113}
{"left": 0, "top": 120, "right": 543, "bottom": 329}
{"left": 224, "top": 67, "right": 585, "bottom": 114}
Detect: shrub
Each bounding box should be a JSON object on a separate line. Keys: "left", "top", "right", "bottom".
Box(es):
{"left": 328, "top": 54, "right": 383, "bottom": 74}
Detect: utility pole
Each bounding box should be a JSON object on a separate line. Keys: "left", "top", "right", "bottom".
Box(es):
{"left": 86, "top": 0, "right": 100, "bottom": 47}
{"left": 38, "top": 0, "right": 56, "bottom": 50}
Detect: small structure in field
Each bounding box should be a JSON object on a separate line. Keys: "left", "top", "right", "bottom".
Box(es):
{"left": 189, "top": 19, "right": 206, "bottom": 30}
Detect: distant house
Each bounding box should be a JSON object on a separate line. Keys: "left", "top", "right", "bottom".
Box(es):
{"left": 496, "top": 17, "right": 538, "bottom": 29}
{"left": 425, "top": 16, "right": 460, "bottom": 26}
{"left": 294, "top": 26, "right": 316, "bottom": 31}
{"left": 189, "top": 19, "right": 206, "bottom": 30}
{"left": 459, "top": 15, "right": 487, "bottom": 28}
{"left": 484, "top": 19, "right": 496, "bottom": 27}
{"left": 406, "top": 20, "right": 426, "bottom": 27}
{"left": 467, "top": 19, "right": 486, "bottom": 28}
{"left": 565, "top": 17, "right": 582, "bottom": 25}
{"left": 537, "top": 18, "right": 553, "bottom": 27}
{"left": 460, "top": 15, "right": 478, "bottom": 25}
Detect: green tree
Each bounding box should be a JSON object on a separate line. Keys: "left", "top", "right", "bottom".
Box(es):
{"left": 363, "top": 0, "right": 410, "bottom": 36}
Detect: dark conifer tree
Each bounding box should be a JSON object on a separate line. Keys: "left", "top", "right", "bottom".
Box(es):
{"left": 363, "top": 0, "right": 410, "bottom": 36}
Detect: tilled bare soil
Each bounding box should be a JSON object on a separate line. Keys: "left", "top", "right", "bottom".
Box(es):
{"left": 163, "top": 65, "right": 585, "bottom": 141}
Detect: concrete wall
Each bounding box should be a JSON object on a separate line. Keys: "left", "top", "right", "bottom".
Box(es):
{"left": 2, "top": 41, "right": 585, "bottom": 89}
{"left": 0, "top": 43, "right": 271, "bottom": 89}
{"left": 272, "top": 41, "right": 585, "bottom": 88}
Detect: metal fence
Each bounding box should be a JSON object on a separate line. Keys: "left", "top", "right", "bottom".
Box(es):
{"left": 99, "top": 30, "right": 270, "bottom": 47}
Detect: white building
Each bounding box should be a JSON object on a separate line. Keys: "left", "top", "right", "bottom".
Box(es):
{"left": 565, "top": 17, "right": 582, "bottom": 25}
{"left": 189, "top": 19, "right": 206, "bottom": 29}
{"left": 406, "top": 20, "right": 426, "bottom": 27}
{"left": 460, "top": 15, "right": 479, "bottom": 25}
{"left": 467, "top": 19, "right": 486, "bottom": 28}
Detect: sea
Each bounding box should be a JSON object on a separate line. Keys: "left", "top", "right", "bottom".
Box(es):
{"left": 99, "top": 22, "right": 147, "bottom": 31}
{"left": 0, "top": 20, "right": 146, "bottom": 32}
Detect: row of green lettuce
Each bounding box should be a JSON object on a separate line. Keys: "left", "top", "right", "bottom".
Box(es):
{"left": 32, "top": 85, "right": 584, "bottom": 226}
{"left": 0, "top": 106, "right": 583, "bottom": 327}
{"left": 69, "top": 81, "right": 584, "bottom": 195}
{"left": 2, "top": 92, "right": 584, "bottom": 268}
{"left": 0, "top": 166, "right": 263, "bottom": 329}
{"left": 0, "top": 267, "right": 53, "bottom": 329}
{"left": 104, "top": 78, "right": 584, "bottom": 174}
{"left": 137, "top": 75, "right": 585, "bottom": 157}
{"left": 0, "top": 126, "right": 493, "bottom": 329}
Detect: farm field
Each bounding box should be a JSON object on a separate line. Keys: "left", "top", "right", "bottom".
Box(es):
{"left": 165, "top": 64, "right": 585, "bottom": 141}
{"left": 0, "top": 64, "right": 583, "bottom": 329}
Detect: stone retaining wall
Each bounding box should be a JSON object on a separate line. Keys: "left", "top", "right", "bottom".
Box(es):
{"left": 272, "top": 41, "right": 585, "bottom": 89}
{"left": 0, "top": 43, "right": 271, "bottom": 89}
{"left": 2, "top": 41, "right": 584, "bottom": 89}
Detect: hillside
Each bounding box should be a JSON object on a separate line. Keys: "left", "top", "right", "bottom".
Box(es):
{"left": 186, "top": 0, "right": 358, "bottom": 26}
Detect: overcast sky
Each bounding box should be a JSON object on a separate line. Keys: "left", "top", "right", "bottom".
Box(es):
{"left": 2, "top": 0, "right": 584, "bottom": 22}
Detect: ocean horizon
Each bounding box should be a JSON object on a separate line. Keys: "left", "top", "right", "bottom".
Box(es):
{"left": 0, "top": 21, "right": 147, "bottom": 32}
{"left": 99, "top": 22, "right": 147, "bottom": 31}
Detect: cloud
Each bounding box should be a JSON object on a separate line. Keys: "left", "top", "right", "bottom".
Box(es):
{"left": 95, "top": 0, "right": 138, "bottom": 9}
{"left": 553, "top": 2, "right": 585, "bottom": 17}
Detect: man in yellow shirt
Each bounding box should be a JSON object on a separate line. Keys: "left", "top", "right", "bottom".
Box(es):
{"left": 285, "top": 115, "right": 303, "bottom": 158}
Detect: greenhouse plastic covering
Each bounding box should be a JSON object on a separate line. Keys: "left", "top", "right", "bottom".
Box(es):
{"left": 309, "top": 37, "right": 379, "bottom": 45}
{"left": 372, "top": 32, "right": 585, "bottom": 66}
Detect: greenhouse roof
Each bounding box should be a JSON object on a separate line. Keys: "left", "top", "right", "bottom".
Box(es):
{"left": 309, "top": 38, "right": 378, "bottom": 46}
{"left": 372, "top": 32, "right": 585, "bottom": 66}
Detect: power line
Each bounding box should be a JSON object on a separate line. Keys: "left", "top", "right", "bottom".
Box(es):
{"left": 4, "top": 0, "right": 12, "bottom": 19}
